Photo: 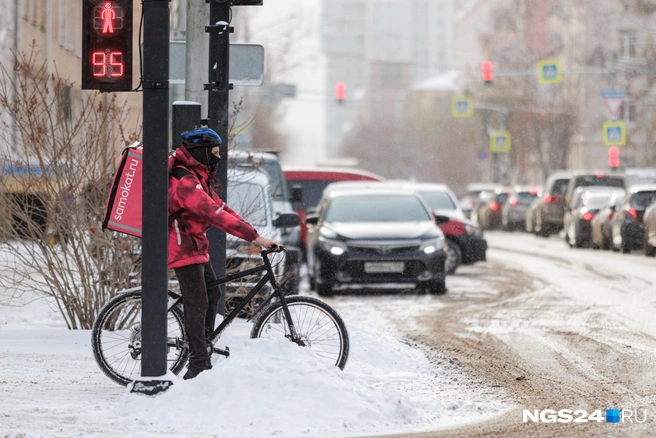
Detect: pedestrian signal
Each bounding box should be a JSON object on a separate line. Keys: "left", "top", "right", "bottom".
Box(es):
{"left": 82, "top": 0, "right": 133, "bottom": 91}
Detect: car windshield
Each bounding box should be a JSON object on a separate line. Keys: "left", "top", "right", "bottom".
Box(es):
{"left": 517, "top": 192, "right": 538, "bottom": 203}
{"left": 631, "top": 191, "right": 656, "bottom": 209}
{"left": 417, "top": 190, "right": 457, "bottom": 210}
{"left": 259, "top": 161, "right": 286, "bottom": 200}
{"left": 574, "top": 175, "right": 625, "bottom": 189}
{"left": 227, "top": 181, "right": 269, "bottom": 227}
{"left": 583, "top": 195, "right": 610, "bottom": 209}
{"left": 325, "top": 194, "right": 432, "bottom": 222}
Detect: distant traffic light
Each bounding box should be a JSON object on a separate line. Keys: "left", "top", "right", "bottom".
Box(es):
{"left": 334, "top": 81, "right": 346, "bottom": 103}
{"left": 481, "top": 60, "right": 493, "bottom": 85}
{"left": 608, "top": 146, "right": 620, "bottom": 169}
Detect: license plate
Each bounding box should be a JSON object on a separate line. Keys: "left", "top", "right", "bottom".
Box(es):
{"left": 364, "top": 262, "right": 405, "bottom": 273}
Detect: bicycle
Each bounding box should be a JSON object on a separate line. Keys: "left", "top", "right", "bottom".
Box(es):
{"left": 91, "top": 247, "right": 350, "bottom": 386}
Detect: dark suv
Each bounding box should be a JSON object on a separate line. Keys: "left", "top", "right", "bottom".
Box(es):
{"left": 534, "top": 171, "right": 571, "bottom": 237}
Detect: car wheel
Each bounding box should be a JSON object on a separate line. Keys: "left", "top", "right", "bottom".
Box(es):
{"left": 316, "top": 282, "right": 333, "bottom": 297}
{"left": 428, "top": 279, "right": 447, "bottom": 295}
{"left": 444, "top": 239, "right": 462, "bottom": 275}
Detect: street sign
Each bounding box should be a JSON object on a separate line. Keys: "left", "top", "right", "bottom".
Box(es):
{"left": 169, "top": 42, "right": 264, "bottom": 86}
{"left": 489, "top": 130, "right": 511, "bottom": 153}
{"left": 602, "top": 121, "right": 626, "bottom": 146}
{"left": 452, "top": 97, "right": 473, "bottom": 118}
{"left": 601, "top": 89, "right": 625, "bottom": 117}
{"left": 538, "top": 59, "right": 562, "bottom": 84}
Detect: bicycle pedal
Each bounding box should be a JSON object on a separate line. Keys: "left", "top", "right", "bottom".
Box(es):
{"left": 213, "top": 346, "right": 230, "bottom": 357}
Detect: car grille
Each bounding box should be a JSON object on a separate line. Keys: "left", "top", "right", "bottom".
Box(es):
{"left": 346, "top": 241, "right": 421, "bottom": 256}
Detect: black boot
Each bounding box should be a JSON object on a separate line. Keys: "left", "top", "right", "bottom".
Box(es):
{"left": 183, "top": 363, "right": 210, "bottom": 380}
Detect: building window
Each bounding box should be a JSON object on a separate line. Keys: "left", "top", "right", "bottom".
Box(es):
{"left": 619, "top": 31, "right": 637, "bottom": 59}
{"left": 59, "top": 85, "right": 72, "bottom": 121}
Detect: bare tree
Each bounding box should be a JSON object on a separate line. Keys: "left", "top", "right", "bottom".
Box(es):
{"left": 0, "top": 48, "right": 141, "bottom": 329}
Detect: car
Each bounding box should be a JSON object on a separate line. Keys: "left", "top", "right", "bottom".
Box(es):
{"left": 229, "top": 150, "right": 302, "bottom": 293}
{"left": 533, "top": 171, "right": 571, "bottom": 237}
{"left": 501, "top": 186, "right": 540, "bottom": 231}
{"left": 283, "top": 166, "right": 385, "bottom": 254}
{"left": 305, "top": 184, "right": 447, "bottom": 296}
{"left": 400, "top": 182, "right": 487, "bottom": 274}
{"left": 225, "top": 168, "right": 299, "bottom": 316}
{"left": 460, "top": 182, "right": 502, "bottom": 219}
{"left": 563, "top": 186, "right": 625, "bottom": 247}
{"left": 609, "top": 185, "right": 656, "bottom": 253}
{"left": 564, "top": 171, "right": 627, "bottom": 208}
{"left": 476, "top": 188, "right": 511, "bottom": 230}
{"left": 590, "top": 190, "right": 626, "bottom": 250}
{"left": 643, "top": 199, "right": 656, "bottom": 256}
{"left": 524, "top": 195, "right": 542, "bottom": 233}
{"left": 564, "top": 190, "right": 618, "bottom": 248}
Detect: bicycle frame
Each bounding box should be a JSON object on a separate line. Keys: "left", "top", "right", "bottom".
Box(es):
{"left": 171, "top": 248, "right": 303, "bottom": 347}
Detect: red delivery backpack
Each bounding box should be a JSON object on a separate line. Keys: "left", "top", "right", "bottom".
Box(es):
{"left": 102, "top": 142, "right": 144, "bottom": 238}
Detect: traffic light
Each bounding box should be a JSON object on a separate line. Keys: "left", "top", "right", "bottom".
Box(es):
{"left": 481, "top": 60, "right": 493, "bottom": 85}
{"left": 82, "top": 0, "right": 133, "bottom": 91}
{"left": 334, "top": 81, "right": 347, "bottom": 103}
{"left": 608, "top": 146, "right": 620, "bottom": 169}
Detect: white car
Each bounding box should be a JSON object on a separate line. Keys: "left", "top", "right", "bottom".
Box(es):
{"left": 226, "top": 168, "right": 298, "bottom": 317}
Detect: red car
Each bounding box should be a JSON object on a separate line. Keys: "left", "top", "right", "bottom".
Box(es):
{"left": 283, "top": 167, "right": 385, "bottom": 253}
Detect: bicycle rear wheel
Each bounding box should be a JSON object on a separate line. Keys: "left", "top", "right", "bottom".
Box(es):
{"left": 91, "top": 290, "right": 188, "bottom": 386}
{"left": 250, "top": 296, "right": 349, "bottom": 370}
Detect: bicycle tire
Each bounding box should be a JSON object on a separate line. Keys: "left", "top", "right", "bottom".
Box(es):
{"left": 250, "top": 296, "right": 349, "bottom": 370}
{"left": 91, "top": 290, "right": 188, "bottom": 386}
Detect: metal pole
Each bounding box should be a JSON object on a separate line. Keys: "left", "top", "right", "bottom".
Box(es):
{"left": 185, "top": 0, "right": 209, "bottom": 113}
{"left": 206, "top": 1, "right": 231, "bottom": 317}
{"left": 137, "top": 0, "right": 171, "bottom": 393}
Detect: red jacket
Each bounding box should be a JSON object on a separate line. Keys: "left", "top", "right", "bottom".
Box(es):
{"left": 167, "top": 146, "right": 259, "bottom": 269}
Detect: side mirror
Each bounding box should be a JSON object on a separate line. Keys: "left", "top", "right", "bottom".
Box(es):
{"left": 305, "top": 214, "right": 319, "bottom": 226}
{"left": 290, "top": 186, "right": 302, "bottom": 203}
{"left": 435, "top": 214, "right": 451, "bottom": 225}
{"left": 273, "top": 212, "right": 299, "bottom": 228}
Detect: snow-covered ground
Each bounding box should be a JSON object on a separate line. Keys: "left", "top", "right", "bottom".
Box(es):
{"left": 0, "top": 248, "right": 510, "bottom": 437}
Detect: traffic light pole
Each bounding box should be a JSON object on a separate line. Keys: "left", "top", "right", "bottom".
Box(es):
{"left": 134, "top": 0, "right": 171, "bottom": 395}
{"left": 206, "top": 1, "right": 232, "bottom": 317}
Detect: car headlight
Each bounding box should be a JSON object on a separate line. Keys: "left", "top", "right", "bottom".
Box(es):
{"left": 419, "top": 236, "right": 444, "bottom": 254}
{"left": 318, "top": 236, "right": 347, "bottom": 255}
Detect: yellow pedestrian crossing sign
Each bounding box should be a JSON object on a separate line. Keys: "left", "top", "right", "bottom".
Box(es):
{"left": 452, "top": 97, "right": 473, "bottom": 118}
{"left": 490, "top": 130, "right": 511, "bottom": 153}
{"left": 602, "top": 121, "right": 626, "bottom": 146}
{"left": 538, "top": 59, "right": 562, "bottom": 84}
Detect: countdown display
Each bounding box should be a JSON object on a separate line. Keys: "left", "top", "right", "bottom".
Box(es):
{"left": 82, "top": 0, "right": 133, "bottom": 91}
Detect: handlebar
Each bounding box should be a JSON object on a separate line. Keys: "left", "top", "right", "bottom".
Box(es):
{"left": 261, "top": 245, "right": 286, "bottom": 256}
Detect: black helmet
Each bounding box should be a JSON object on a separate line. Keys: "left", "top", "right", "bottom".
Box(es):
{"left": 181, "top": 127, "right": 222, "bottom": 149}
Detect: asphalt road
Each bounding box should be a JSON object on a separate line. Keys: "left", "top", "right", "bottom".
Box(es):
{"left": 329, "top": 230, "right": 656, "bottom": 437}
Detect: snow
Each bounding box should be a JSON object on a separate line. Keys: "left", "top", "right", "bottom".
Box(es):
{"left": 0, "top": 249, "right": 509, "bottom": 437}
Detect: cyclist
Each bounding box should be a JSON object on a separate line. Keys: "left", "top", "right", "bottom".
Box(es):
{"left": 168, "top": 127, "right": 279, "bottom": 380}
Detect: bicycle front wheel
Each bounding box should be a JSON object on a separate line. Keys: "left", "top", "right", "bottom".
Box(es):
{"left": 250, "top": 296, "right": 350, "bottom": 370}
{"left": 91, "top": 290, "right": 188, "bottom": 386}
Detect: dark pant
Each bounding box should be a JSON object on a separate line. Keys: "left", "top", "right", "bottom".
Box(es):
{"left": 174, "top": 262, "right": 221, "bottom": 368}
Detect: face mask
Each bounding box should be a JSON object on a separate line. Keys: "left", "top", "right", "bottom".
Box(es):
{"left": 188, "top": 147, "right": 219, "bottom": 168}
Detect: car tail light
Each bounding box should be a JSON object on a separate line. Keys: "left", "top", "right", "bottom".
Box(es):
{"left": 582, "top": 212, "right": 594, "bottom": 221}
{"left": 609, "top": 212, "right": 614, "bottom": 220}
{"left": 544, "top": 194, "right": 553, "bottom": 203}
{"left": 596, "top": 173, "right": 605, "bottom": 178}
{"left": 490, "top": 202, "right": 499, "bottom": 211}
{"left": 627, "top": 208, "right": 638, "bottom": 221}
{"left": 509, "top": 197, "right": 518, "bottom": 206}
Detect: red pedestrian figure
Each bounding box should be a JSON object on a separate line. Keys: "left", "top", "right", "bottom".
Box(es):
{"left": 101, "top": 2, "right": 115, "bottom": 34}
